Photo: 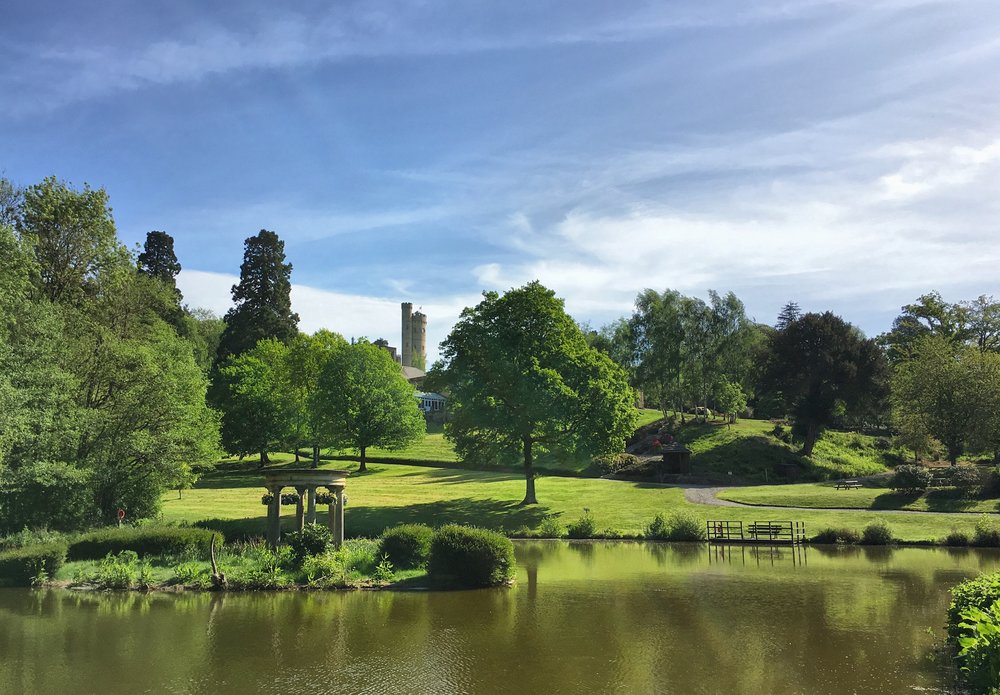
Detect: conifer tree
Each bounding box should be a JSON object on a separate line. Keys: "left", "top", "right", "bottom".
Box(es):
{"left": 216, "top": 230, "right": 299, "bottom": 365}
{"left": 137, "top": 230, "right": 182, "bottom": 300}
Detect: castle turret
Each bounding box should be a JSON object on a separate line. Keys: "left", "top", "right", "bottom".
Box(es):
{"left": 400, "top": 302, "right": 427, "bottom": 370}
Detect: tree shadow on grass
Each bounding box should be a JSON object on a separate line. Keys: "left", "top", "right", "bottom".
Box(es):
{"left": 871, "top": 492, "right": 923, "bottom": 509}
{"left": 194, "top": 498, "right": 550, "bottom": 541}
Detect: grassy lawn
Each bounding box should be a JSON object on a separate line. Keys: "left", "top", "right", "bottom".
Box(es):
{"left": 719, "top": 481, "right": 1000, "bottom": 514}
{"left": 164, "top": 460, "right": 984, "bottom": 543}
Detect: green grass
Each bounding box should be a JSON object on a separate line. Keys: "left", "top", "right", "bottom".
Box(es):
{"left": 164, "top": 460, "right": 984, "bottom": 543}
{"left": 720, "top": 481, "right": 1000, "bottom": 514}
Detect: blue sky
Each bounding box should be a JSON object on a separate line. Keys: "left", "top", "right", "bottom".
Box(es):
{"left": 3, "top": 0, "right": 1000, "bottom": 361}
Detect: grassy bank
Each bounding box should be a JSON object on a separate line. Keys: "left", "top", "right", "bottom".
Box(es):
{"left": 163, "top": 460, "right": 984, "bottom": 543}
{"left": 719, "top": 481, "right": 1000, "bottom": 514}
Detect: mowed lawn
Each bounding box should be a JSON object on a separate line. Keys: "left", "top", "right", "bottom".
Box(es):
{"left": 318, "top": 408, "right": 665, "bottom": 472}
{"left": 720, "top": 481, "right": 1000, "bottom": 515}
{"left": 162, "top": 460, "right": 984, "bottom": 542}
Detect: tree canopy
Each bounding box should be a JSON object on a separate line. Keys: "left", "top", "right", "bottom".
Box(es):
{"left": 0, "top": 177, "right": 220, "bottom": 530}
{"left": 315, "top": 340, "right": 425, "bottom": 472}
{"left": 762, "top": 312, "right": 886, "bottom": 456}
{"left": 137, "top": 230, "right": 182, "bottom": 300}
{"left": 431, "top": 282, "right": 636, "bottom": 504}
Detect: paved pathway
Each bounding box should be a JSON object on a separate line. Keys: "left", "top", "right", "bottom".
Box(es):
{"left": 681, "top": 485, "right": 997, "bottom": 517}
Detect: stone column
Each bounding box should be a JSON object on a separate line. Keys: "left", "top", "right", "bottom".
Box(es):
{"left": 333, "top": 486, "right": 345, "bottom": 548}
{"left": 266, "top": 485, "right": 282, "bottom": 549}
{"left": 327, "top": 489, "right": 337, "bottom": 537}
{"left": 295, "top": 486, "right": 306, "bottom": 531}
{"left": 306, "top": 486, "right": 317, "bottom": 525}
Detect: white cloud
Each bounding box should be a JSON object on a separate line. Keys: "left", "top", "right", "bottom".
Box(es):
{"left": 176, "top": 269, "right": 476, "bottom": 363}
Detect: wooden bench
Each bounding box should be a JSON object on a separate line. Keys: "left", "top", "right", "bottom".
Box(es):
{"left": 748, "top": 522, "right": 788, "bottom": 540}
{"left": 835, "top": 480, "right": 862, "bottom": 490}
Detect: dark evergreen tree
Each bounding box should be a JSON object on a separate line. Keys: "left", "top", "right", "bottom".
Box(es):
{"left": 775, "top": 301, "right": 801, "bottom": 331}
{"left": 215, "top": 230, "right": 299, "bottom": 365}
{"left": 137, "top": 231, "right": 182, "bottom": 300}
{"left": 762, "top": 312, "right": 886, "bottom": 456}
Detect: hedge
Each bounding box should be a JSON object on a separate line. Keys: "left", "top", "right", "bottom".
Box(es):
{"left": 428, "top": 525, "right": 514, "bottom": 588}
{"left": 379, "top": 524, "right": 434, "bottom": 569}
{"left": 0, "top": 543, "right": 67, "bottom": 585}
{"left": 68, "top": 527, "right": 222, "bottom": 560}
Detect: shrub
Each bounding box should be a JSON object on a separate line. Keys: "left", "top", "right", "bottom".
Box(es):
{"left": 372, "top": 555, "right": 395, "bottom": 583}
{"left": 301, "top": 552, "right": 346, "bottom": 586}
{"left": 285, "top": 524, "right": 332, "bottom": 564}
{"left": 340, "top": 538, "right": 380, "bottom": 576}
{"left": 665, "top": 511, "right": 706, "bottom": 541}
{"left": 379, "top": 524, "right": 433, "bottom": 569}
{"left": 890, "top": 464, "right": 933, "bottom": 493}
{"left": 646, "top": 512, "right": 705, "bottom": 541}
{"left": 171, "top": 561, "right": 207, "bottom": 586}
{"left": 428, "top": 525, "right": 515, "bottom": 588}
{"left": 955, "top": 602, "right": 1000, "bottom": 694}
{"left": 227, "top": 545, "right": 288, "bottom": 590}
{"left": 812, "top": 527, "right": 860, "bottom": 545}
{"left": 593, "top": 453, "right": 640, "bottom": 475}
{"left": 68, "top": 526, "right": 221, "bottom": 560}
{"left": 981, "top": 470, "right": 1000, "bottom": 499}
{"left": 645, "top": 514, "right": 669, "bottom": 540}
{"left": 949, "top": 572, "right": 1000, "bottom": 640}
{"left": 0, "top": 542, "right": 67, "bottom": 585}
{"left": 950, "top": 467, "right": 986, "bottom": 495}
{"left": 860, "top": 520, "right": 893, "bottom": 545}
{"left": 538, "top": 516, "right": 564, "bottom": 538}
{"left": 91, "top": 550, "right": 152, "bottom": 589}
{"left": 566, "top": 512, "right": 597, "bottom": 539}
{"left": 973, "top": 515, "right": 1000, "bottom": 548}
{"left": 945, "top": 530, "right": 971, "bottom": 547}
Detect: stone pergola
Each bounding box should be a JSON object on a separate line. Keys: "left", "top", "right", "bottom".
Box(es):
{"left": 262, "top": 469, "right": 349, "bottom": 549}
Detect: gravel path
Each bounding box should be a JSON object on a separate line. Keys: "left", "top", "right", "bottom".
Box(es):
{"left": 681, "top": 485, "right": 998, "bottom": 517}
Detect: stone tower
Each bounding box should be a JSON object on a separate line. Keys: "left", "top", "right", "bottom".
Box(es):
{"left": 401, "top": 303, "right": 427, "bottom": 369}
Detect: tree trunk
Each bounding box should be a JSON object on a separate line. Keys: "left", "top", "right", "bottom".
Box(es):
{"left": 259, "top": 450, "right": 270, "bottom": 468}
{"left": 312, "top": 445, "right": 320, "bottom": 469}
{"left": 521, "top": 436, "right": 538, "bottom": 505}
{"left": 294, "top": 449, "right": 300, "bottom": 463}
{"left": 801, "top": 423, "right": 819, "bottom": 457}
{"left": 359, "top": 445, "right": 367, "bottom": 473}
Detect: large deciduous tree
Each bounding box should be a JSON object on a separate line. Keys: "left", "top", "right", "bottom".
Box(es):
{"left": 217, "top": 339, "right": 294, "bottom": 465}
{"left": 762, "top": 312, "right": 886, "bottom": 456}
{"left": 18, "top": 176, "right": 122, "bottom": 305}
{"left": 215, "top": 229, "right": 299, "bottom": 365}
{"left": 431, "top": 282, "right": 636, "bottom": 505}
{"left": 892, "top": 336, "right": 1000, "bottom": 464}
{"left": 286, "top": 330, "right": 348, "bottom": 466}
{"left": 315, "top": 340, "right": 424, "bottom": 472}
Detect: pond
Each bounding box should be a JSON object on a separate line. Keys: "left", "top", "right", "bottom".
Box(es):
{"left": 2, "top": 542, "right": 997, "bottom": 694}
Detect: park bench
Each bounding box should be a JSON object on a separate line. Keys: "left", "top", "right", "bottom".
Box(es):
{"left": 747, "top": 522, "right": 788, "bottom": 540}
{"left": 835, "top": 480, "right": 862, "bottom": 490}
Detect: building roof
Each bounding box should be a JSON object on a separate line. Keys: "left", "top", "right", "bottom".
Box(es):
{"left": 415, "top": 391, "right": 446, "bottom": 401}
{"left": 401, "top": 366, "right": 425, "bottom": 382}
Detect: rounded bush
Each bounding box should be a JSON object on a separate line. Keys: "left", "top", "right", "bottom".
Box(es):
{"left": 0, "top": 543, "right": 67, "bottom": 585}
{"left": 811, "top": 527, "right": 860, "bottom": 545}
{"left": 379, "top": 524, "right": 433, "bottom": 569}
{"left": 945, "top": 530, "right": 970, "bottom": 547}
{"left": 428, "top": 525, "right": 515, "bottom": 587}
{"left": 949, "top": 466, "right": 985, "bottom": 494}
{"left": 890, "top": 464, "right": 933, "bottom": 493}
{"left": 285, "top": 524, "right": 332, "bottom": 563}
{"left": 860, "top": 520, "right": 893, "bottom": 545}
{"left": 566, "top": 513, "right": 597, "bottom": 539}
{"left": 973, "top": 514, "right": 1000, "bottom": 547}
{"left": 593, "top": 453, "right": 640, "bottom": 475}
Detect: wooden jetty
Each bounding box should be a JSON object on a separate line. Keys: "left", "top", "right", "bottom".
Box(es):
{"left": 706, "top": 520, "right": 806, "bottom": 545}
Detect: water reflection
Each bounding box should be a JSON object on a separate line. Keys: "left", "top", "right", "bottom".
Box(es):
{"left": 1, "top": 544, "right": 998, "bottom": 694}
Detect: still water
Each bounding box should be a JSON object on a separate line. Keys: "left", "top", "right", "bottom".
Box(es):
{"left": 2, "top": 542, "right": 997, "bottom": 695}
